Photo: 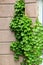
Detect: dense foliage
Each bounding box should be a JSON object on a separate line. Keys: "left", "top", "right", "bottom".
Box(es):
{"left": 10, "top": 0, "right": 43, "bottom": 65}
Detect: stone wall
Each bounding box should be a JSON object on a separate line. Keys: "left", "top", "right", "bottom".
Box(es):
{"left": 0, "top": 0, "right": 37, "bottom": 65}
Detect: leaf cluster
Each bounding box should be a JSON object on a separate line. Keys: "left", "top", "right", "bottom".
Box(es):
{"left": 10, "top": 0, "right": 43, "bottom": 65}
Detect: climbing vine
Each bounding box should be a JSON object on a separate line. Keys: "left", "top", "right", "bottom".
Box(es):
{"left": 10, "top": 0, "right": 43, "bottom": 65}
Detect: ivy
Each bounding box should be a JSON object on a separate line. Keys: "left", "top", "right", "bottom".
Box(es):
{"left": 10, "top": 0, "right": 43, "bottom": 65}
